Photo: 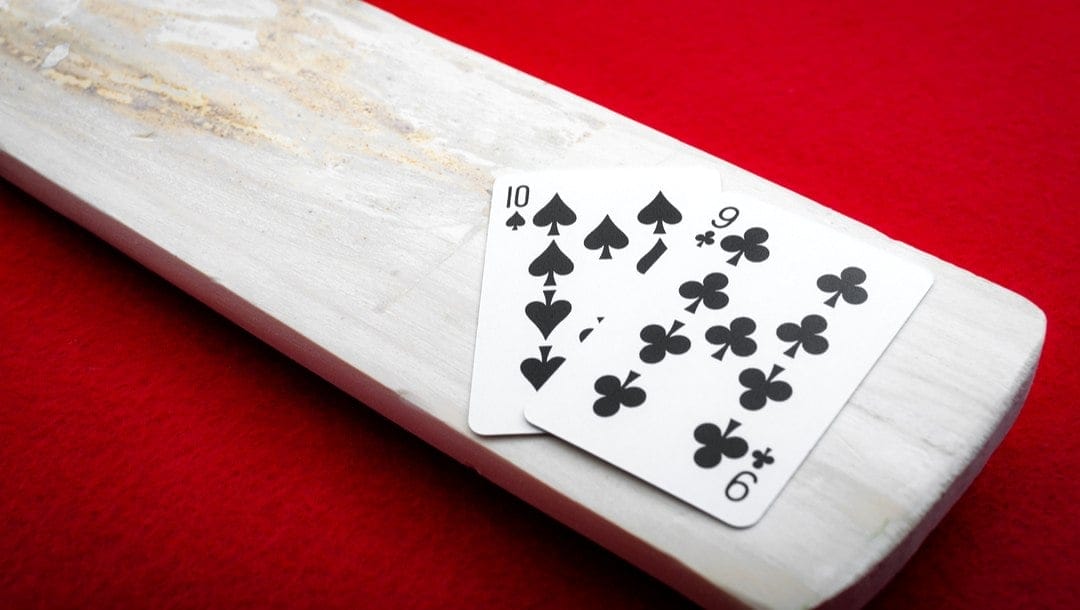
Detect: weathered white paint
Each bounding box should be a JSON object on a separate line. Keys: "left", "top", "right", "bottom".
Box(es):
{"left": 40, "top": 0, "right": 79, "bottom": 28}
{"left": 121, "top": 0, "right": 278, "bottom": 20}
{"left": 153, "top": 19, "right": 259, "bottom": 51}
{"left": 0, "top": 1, "right": 1044, "bottom": 607}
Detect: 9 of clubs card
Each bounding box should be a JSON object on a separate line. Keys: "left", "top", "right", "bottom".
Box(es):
{"left": 469, "top": 168, "right": 932, "bottom": 526}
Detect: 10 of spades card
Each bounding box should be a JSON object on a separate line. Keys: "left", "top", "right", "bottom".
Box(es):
{"left": 469, "top": 168, "right": 727, "bottom": 435}
{"left": 469, "top": 168, "right": 932, "bottom": 526}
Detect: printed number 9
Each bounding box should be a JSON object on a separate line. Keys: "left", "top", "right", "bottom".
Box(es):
{"left": 506, "top": 185, "right": 530, "bottom": 208}
{"left": 711, "top": 206, "right": 739, "bottom": 229}
{"left": 725, "top": 470, "right": 758, "bottom": 502}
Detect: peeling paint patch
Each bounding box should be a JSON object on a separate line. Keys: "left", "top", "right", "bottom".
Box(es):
{"left": 96, "top": 87, "right": 133, "bottom": 104}
{"left": 43, "top": 68, "right": 91, "bottom": 89}
{"left": 39, "top": 43, "right": 69, "bottom": 70}
{"left": 154, "top": 19, "right": 259, "bottom": 51}
{"left": 1, "top": 0, "right": 490, "bottom": 185}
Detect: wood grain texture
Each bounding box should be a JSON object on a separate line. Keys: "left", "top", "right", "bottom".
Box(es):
{"left": 0, "top": 1, "right": 1045, "bottom": 607}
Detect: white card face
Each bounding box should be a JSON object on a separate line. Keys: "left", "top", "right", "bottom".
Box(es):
{"left": 520, "top": 190, "right": 933, "bottom": 527}
{"left": 468, "top": 168, "right": 725, "bottom": 435}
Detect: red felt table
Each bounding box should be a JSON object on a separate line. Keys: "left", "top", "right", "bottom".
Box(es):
{"left": 1, "top": 1, "right": 1077, "bottom": 607}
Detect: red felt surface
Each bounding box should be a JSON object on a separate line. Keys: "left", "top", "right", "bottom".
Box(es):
{"left": 1, "top": 0, "right": 1077, "bottom": 607}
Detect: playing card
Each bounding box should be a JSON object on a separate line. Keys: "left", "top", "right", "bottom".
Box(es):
{"left": 522, "top": 191, "right": 933, "bottom": 526}
{"left": 468, "top": 168, "right": 724, "bottom": 435}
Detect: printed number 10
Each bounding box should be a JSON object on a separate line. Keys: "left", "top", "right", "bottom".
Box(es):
{"left": 506, "top": 185, "right": 530, "bottom": 208}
